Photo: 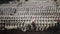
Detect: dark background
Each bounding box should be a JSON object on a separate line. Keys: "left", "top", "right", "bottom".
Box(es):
{"left": 0, "top": 0, "right": 14, "bottom": 4}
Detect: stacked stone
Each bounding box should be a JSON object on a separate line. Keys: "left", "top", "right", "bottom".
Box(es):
{"left": 0, "top": 0, "right": 60, "bottom": 31}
